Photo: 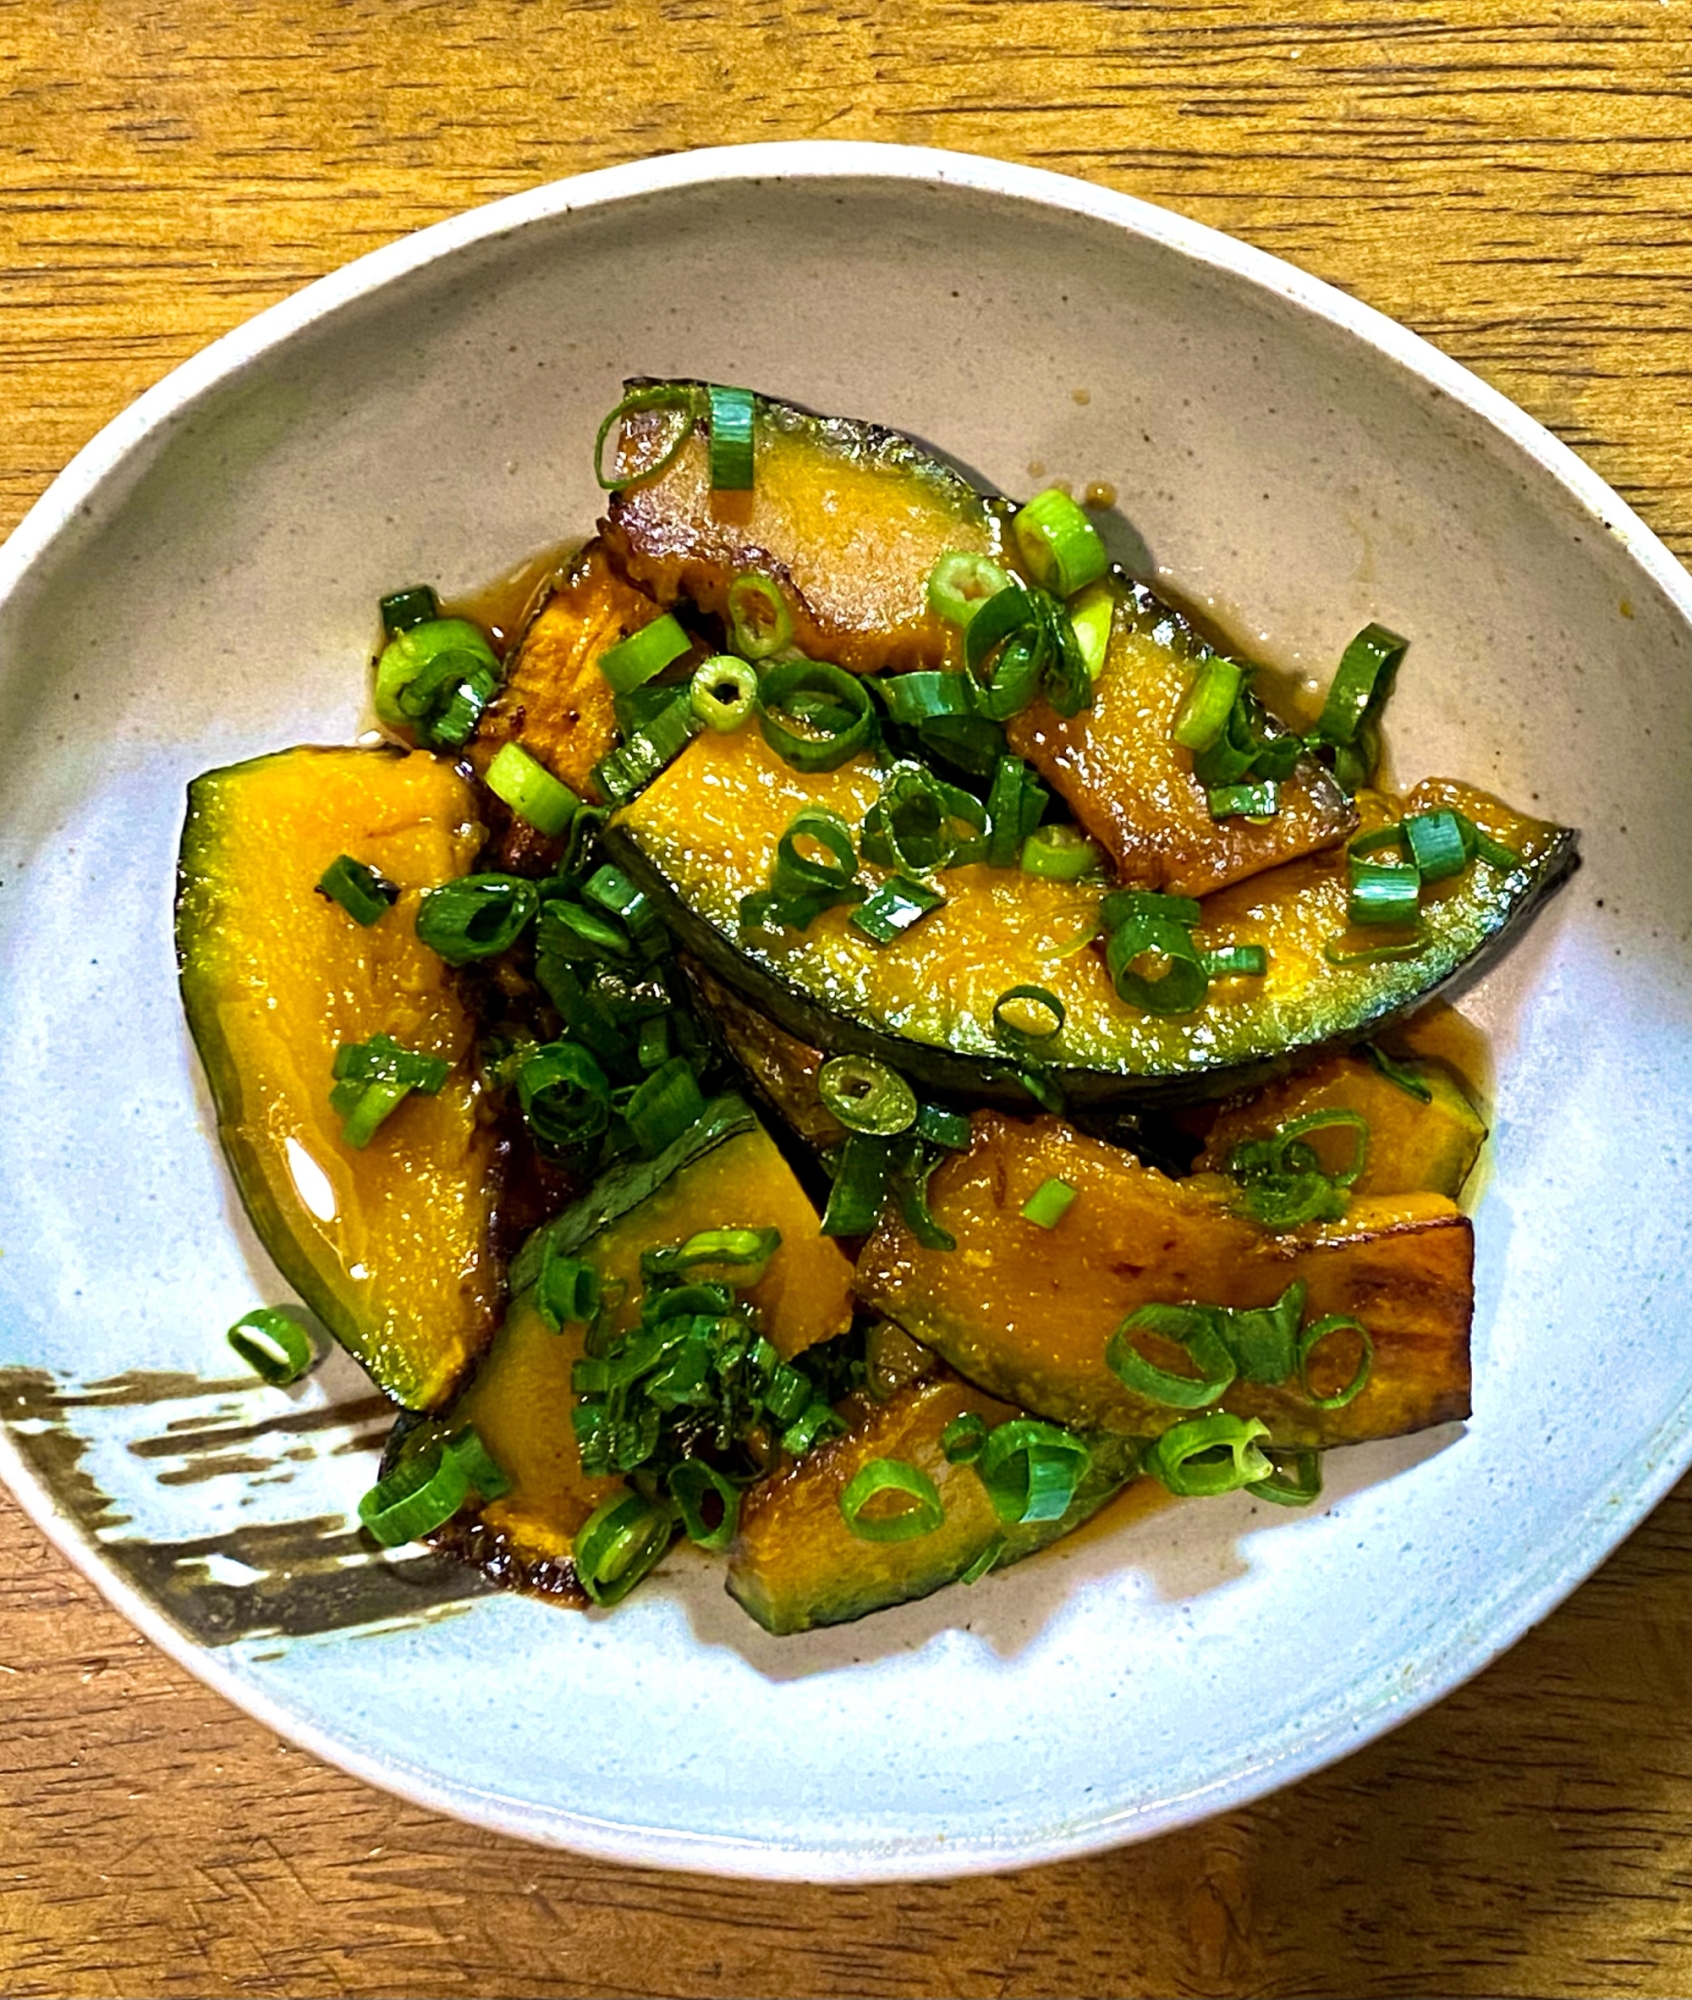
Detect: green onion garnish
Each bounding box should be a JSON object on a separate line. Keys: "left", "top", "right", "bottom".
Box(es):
{"left": 592, "top": 691, "right": 700, "bottom": 803}
{"left": 959, "top": 1536, "right": 1005, "bottom": 1584}
{"left": 1012, "top": 488, "right": 1109, "bottom": 597}
{"left": 535, "top": 1240, "right": 601, "bottom": 1330}
{"left": 817, "top": 1055, "right": 919, "bottom": 1136}
{"left": 1362, "top": 1043, "right": 1434, "bottom": 1102}
{"left": 689, "top": 655, "right": 758, "bottom": 733}
{"left": 357, "top": 1427, "right": 508, "bottom": 1548}
{"left": 941, "top": 1412, "right": 988, "bottom": 1464}
{"left": 1020, "top": 824, "right": 1105, "bottom": 881}
{"left": 756, "top": 658, "right": 877, "bottom": 773}
{"left": 966, "top": 586, "right": 1064, "bottom": 720}
{"left": 597, "top": 613, "right": 691, "bottom": 694}
{"left": 315, "top": 854, "right": 399, "bottom": 927}
{"left": 641, "top": 1226, "right": 781, "bottom": 1288}
{"left": 1145, "top": 1413, "right": 1273, "bottom": 1499}
{"left": 1020, "top": 1176, "right": 1077, "bottom": 1229}
{"left": 1208, "top": 781, "right": 1280, "bottom": 819}
{"left": 636, "top": 1017, "right": 670, "bottom": 1070}
{"left": 1171, "top": 656, "right": 1244, "bottom": 753}
{"left": 726, "top": 572, "right": 793, "bottom": 660}
{"left": 782, "top": 1400, "right": 848, "bottom": 1456}
{"left": 1106, "top": 1302, "right": 1238, "bottom": 1408}
{"left": 1067, "top": 579, "right": 1115, "bottom": 679}
{"left": 1349, "top": 854, "right": 1422, "bottom": 928}
{"left": 518, "top": 1040, "right": 612, "bottom": 1150}
{"left": 1307, "top": 623, "right": 1407, "bottom": 793}
{"left": 667, "top": 1459, "right": 741, "bottom": 1551}
{"left": 1229, "top": 1111, "right": 1367, "bottom": 1228}
{"left": 592, "top": 382, "right": 700, "bottom": 492}
{"left": 985, "top": 754, "right": 1049, "bottom": 870}
{"left": 991, "top": 985, "right": 1066, "bottom": 1074}
{"left": 379, "top": 584, "right": 439, "bottom": 638}
{"left": 415, "top": 872, "right": 540, "bottom": 963}
{"left": 1467, "top": 820, "right": 1523, "bottom": 872}
{"left": 484, "top": 741, "right": 580, "bottom": 838}
{"left": 975, "top": 1417, "right": 1091, "bottom": 1524}
{"left": 329, "top": 1033, "right": 451, "bottom": 1148}
{"left": 226, "top": 1307, "right": 316, "bottom": 1386}
{"left": 1403, "top": 808, "right": 1469, "bottom": 882}
{"left": 1101, "top": 890, "right": 1212, "bottom": 1016}
{"left": 1247, "top": 1450, "right": 1324, "bottom": 1508}
{"left": 820, "top": 1132, "right": 895, "bottom": 1237}
{"left": 625, "top": 1056, "right": 705, "bottom": 1157}
{"left": 1202, "top": 944, "right": 1270, "bottom": 980}
{"left": 861, "top": 763, "right": 988, "bottom": 875}
{"left": 706, "top": 384, "right": 756, "bottom": 490}
{"left": 914, "top": 1103, "right": 972, "bottom": 1150}
{"left": 739, "top": 805, "right": 866, "bottom": 934}
{"left": 850, "top": 874, "right": 944, "bottom": 945}
{"left": 1297, "top": 1314, "right": 1374, "bottom": 1408}
{"left": 374, "top": 617, "right": 503, "bottom": 748}
{"left": 926, "top": 550, "right": 1013, "bottom": 627}
{"left": 1218, "top": 1282, "right": 1307, "bottom": 1385}
{"left": 838, "top": 1459, "right": 945, "bottom": 1542}
{"left": 573, "top": 1491, "right": 674, "bottom": 1605}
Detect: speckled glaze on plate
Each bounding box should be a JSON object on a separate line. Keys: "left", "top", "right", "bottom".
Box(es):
{"left": 0, "top": 143, "right": 1687, "bottom": 1883}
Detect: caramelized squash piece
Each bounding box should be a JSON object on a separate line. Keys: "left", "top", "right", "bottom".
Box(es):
{"left": 474, "top": 540, "right": 660, "bottom": 802}
{"left": 684, "top": 958, "right": 846, "bottom": 1150}
{"left": 177, "top": 747, "right": 497, "bottom": 1410}
{"left": 726, "top": 1370, "right": 1142, "bottom": 1634}
{"left": 608, "top": 720, "right": 1577, "bottom": 1105}
{"left": 855, "top": 1113, "right": 1473, "bottom": 1449}
{"left": 1194, "top": 1050, "right": 1487, "bottom": 1200}
{"left": 604, "top": 383, "right": 1008, "bottom": 672}
{"left": 1006, "top": 579, "right": 1356, "bottom": 896}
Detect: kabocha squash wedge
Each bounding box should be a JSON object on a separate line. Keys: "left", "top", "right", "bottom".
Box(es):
{"left": 607, "top": 721, "right": 1577, "bottom": 1106}
{"left": 603, "top": 382, "right": 1009, "bottom": 673}
{"left": 1006, "top": 577, "right": 1357, "bottom": 897}
{"left": 726, "top": 1369, "right": 1143, "bottom": 1635}
{"left": 682, "top": 959, "right": 846, "bottom": 1151}
{"left": 399, "top": 1093, "right": 856, "bottom": 1595}
{"left": 854, "top": 1112, "right": 1473, "bottom": 1449}
{"left": 176, "top": 747, "right": 497, "bottom": 1410}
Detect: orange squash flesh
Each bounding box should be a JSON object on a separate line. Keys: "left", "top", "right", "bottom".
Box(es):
{"left": 854, "top": 1112, "right": 1473, "bottom": 1450}
{"left": 176, "top": 746, "right": 498, "bottom": 1410}
{"left": 1006, "top": 580, "right": 1357, "bottom": 897}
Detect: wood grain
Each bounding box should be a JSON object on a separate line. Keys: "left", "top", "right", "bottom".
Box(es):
{"left": 3, "top": 2, "right": 1691, "bottom": 1993}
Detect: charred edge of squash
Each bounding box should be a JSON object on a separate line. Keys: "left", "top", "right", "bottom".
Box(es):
{"left": 425, "top": 1513, "right": 591, "bottom": 1608}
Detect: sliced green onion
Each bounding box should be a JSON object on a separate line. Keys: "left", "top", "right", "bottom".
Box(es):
{"left": 878, "top": 669, "right": 975, "bottom": 730}
{"left": 416, "top": 873, "right": 540, "bottom": 963}
{"left": 820, "top": 1132, "right": 894, "bottom": 1237}
{"left": 1067, "top": 579, "right": 1115, "bottom": 679}
{"left": 625, "top": 1056, "right": 706, "bottom": 1157}
{"left": 941, "top": 1412, "right": 989, "bottom": 1464}
{"left": 861, "top": 764, "right": 987, "bottom": 875}
{"left": 642, "top": 1226, "right": 781, "bottom": 1288}
{"left": 893, "top": 1140, "right": 958, "bottom": 1253}
{"left": 1349, "top": 855, "right": 1422, "bottom": 928}
{"left": 1020, "top": 824, "right": 1105, "bottom": 881}
{"left": 959, "top": 1536, "right": 1005, "bottom": 1584}
{"left": 976, "top": 1418, "right": 1091, "bottom": 1525}
{"left": 535, "top": 1241, "right": 601, "bottom": 1330}
{"left": 592, "top": 382, "right": 701, "bottom": 492}
{"left": 1171, "top": 656, "right": 1245, "bottom": 752}
{"left": 1465, "top": 818, "right": 1522, "bottom": 871}
{"left": 592, "top": 691, "right": 700, "bottom": 803}
{"left": 1298, "top": 1314, "right": 1374, "bottom": 1409}
{"left": 636, "top": 1017, "right": 669, "bottom": 1070}
{"left": 330, "top": 1033, "right": 451, "bottom": 1148}
{"left": 756, "top": 658, "right": 877, "bottom": 773}
{"left": 964, "top": 585, "right": 1046, "bottom": 720}
{"left": 1020, "top": 1176, "right": 1077, "bottom": 1229}
{"left": 1202, "top": 944, "right": 1269, "bottom": 980}
{"left": 839, "top": 1458, "right": 945, "bottom": 1542}
{"left": 1362, "top": 1043, "right": 1434, "bottom": 1102}
{"left": 379, "top": 584, "right": 439, "bottom": 637}
{"left": 740, "top": 806, "right": 866, "bottom": 932}
{"left": 689, "top": 655, "right": 758, "bottom": 732}
{"left": 443, "top": 1426, "right": 512, "bottom": 1502}
{"left": 484, "top": 741, "right": 580, "bottom": 838}
{"left": 1145, "top": 1413, "right": 1273, "bottom": 1499}
{"left": 1103, "top": 895, "right": 1210, "bottom": 1016}
{"left": 727, "top": 572, "right": 793, "bottom": 659}
{"left": 706, "top": 384, "right": 756, "bottom": 490}
{"left": 1229, "top": 1112, "right": 1366, "bottom": 1229}
{"left": 227, "top": 1307, "right": 316, "bottom": 1386}
{"left": 850, "top": 874, "right": 945, "bottom": 945}
{"left": 598, "top": 613, "right": 691, "bottom": 694}
{"left": 581, "top": 864, "right": 668, "bottom": 958}
{"left": 914, "top": 1103, "right": 972, "bottom": 1150}
{"left": 358, "top": 1446, "right": 470, "bottom": 1547}
{"left": 1208, "top": 781, "right": 1280, "bottom": 819}
{"left": 1403, "top": 808, "right": 1469, "bottom": 882}
{"left": 782, "top": 1400, "right": 848, "bottom": 1456}
{"left": 375, "top": 617, "right": 503, "bottom": 745}
{"left": 1106, "top": 1303, "right": 1236, "bottom": 1408}
{"left": 985, "top": 754, "right": 1049, "bottom": 870}
{"left": 573, "top": 1491, "right": 674, "bottom": 1605}
{"left": 992, "top": 984, "right": 1065, "bottom": 1052}
{"left": 817, "top": 1055, "right": 919, "bottom": 1136}
{"left": 1247, "top": 1450, "right": 1324, "bottom": 1508}
{"left": 519, "top": 1041, "right": 612, "bottom": 1150}
{"left": 927, "top": 550, "right": 1013, "bottom": 626}
{"left": 328, "top": 1077, "right": 409, "bottom": 1149}
{"left": 316, "top": 855, "right": 399, "bottom": 926}
{"left": 667, "top": 1459, "right": 741, "bottom": 1551}
{"left": 1218, "top": 1282, "right": 1306, "bottom": 1386}
{"left": 1013, "top": 488, "right": 1108, "bottom": 597}
{"left": 1308, "top": 623, "right": 1407, "bottom": 793}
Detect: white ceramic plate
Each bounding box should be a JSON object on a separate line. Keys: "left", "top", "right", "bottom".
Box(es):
{"left": 1, "top": 143, "right": 1688, "bottom": 1883}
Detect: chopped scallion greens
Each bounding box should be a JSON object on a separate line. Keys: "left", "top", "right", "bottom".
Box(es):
{"left": 975, "top": 1417, "right": 1090, "bottom": 1524}
{"left": 1144, "top": 1413, "right": 1273, "bottom": 1499}
{"left": 484, "top": 741, "right": 580, "bottom": 838}
{"left": 1012, "top": 488, "right": 1109, "bottom": 597}
{"left": 1020, "top": 1176, "right": 1077, "bottom": 1229}
{"left": 706, "top": 384, "right": 756, "bottom": 490}
{"left": 817, "top": 1055, "right": 919, "bottom": 1136}
{"left": 839, "top": 1459, "right": 945, "bottom": 1542}
{"left": 573, "top": 1492, "right": 675, "bottom": 1605}
{"left": 226, "top": 1307, "right": 317, "bottom": 1386}
{"left": 756, "top": 659, "right": 878, "bottom": 773}
{"left": 690, "top": 655, "right": 758, "bottom": 732}
{"left": 329, "top": 1033, "right": 451, "bottom": 1148}
{"left": 415, "top": 873, "right": 540, "bottom": 963}
{"left": 316, "top": 854, "right": 399, "bottom": 926}
{"left": 726, "top": 572, "right": 793, "bottom": 659}
{"left": 850, "top": 874, "right": 944, "bottom": 945}
{"left": 926, "top": 550, "right": 1013, "bottom": 627}
{"left": 597, "top": 614, "right": 691, "bottom": 694}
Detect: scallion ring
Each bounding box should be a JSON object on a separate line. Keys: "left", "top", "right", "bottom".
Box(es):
{"left": 926, "top": 550, "right": 1013, "bottom": 627}
{"left": 992, "top": 984, "right": 1066, "bottom": 1051}
{"left": 817, "top": 1055, "right": 919, "bottom": 1136}
{"left": 592, "top": 382, "right": 701, "bottom": 492}
{"left": 838, "top": 1458, "right": 945, "bottom": 1542}
{"left": 1020, "top": 1176, "right": 1077, "bottom": 1229}
{"left": 667, "top": 1460, "right": 741, "bottom": 1551}
{"left": 706, "top": 384, "right": 756, "bottom": 490}
{"left": 1012, "top": 487, "right": 1109, "bottom": 597}
{"left": 357, "top": 1446, "right": 471, "bottom": 1548}
{"left": 415, "top": 873, "right": 540, "bottom": 964}
{"left": 1145, "top": 1413, "right": 1273, "bottom": 1499}
{"left": 975, "top": 1417, "right": 1091, "bottom": 1525}
{"left": 517, "top": 1040, "right": 613, "bottom": 1150}
{"left": 756, "top": 658, "right": 877, "bottom": 772}
{"left": 227, "top": 1307, "right": 316, "bottom": 1387}
{"left": 727, "top": 572, "right": 793, "bottom": 659}
{"left": 1106, "top": 1303, "right": 1237, "bottom": 1409}
{"left": 1297, "top": 1314, "right": 1374, "bottom": 1409}
{"left": 1247, "top": 1450, "right": 1324, "bottom": 1508}
{"left": 941, "top": 1412, "right": 988, "bottom": 1464}
{"left": 573, "top": 1491, "right": 674, "bottom": 1605}
{"left": 689, "top": 655, "right": 758, "bottom": 732}
{"left": 1171, "top": 656, "right": 1244, "bottom": 753}
{"left": 1020, "top": 824, "right": 1105, "bottom": 881}
{"left": 484, "top": 741, "right": 580, "bottom": 838}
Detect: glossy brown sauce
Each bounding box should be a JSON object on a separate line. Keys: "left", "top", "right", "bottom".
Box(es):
{"left": 441, "top": 537, "right": 586, "bottom": 659}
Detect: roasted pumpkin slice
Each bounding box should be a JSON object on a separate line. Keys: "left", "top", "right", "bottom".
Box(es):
{"left": 683, "top": 959, "right": 846, "bottom": 1151}
{"left": 1194, "top": 1049, "right": 1487, "bottom": 1200}
{"left": 602, "top": 382, "right": 1009, "bottom": 673}
{"left": 854, "top": 1112, "right": 1473, "bottom": 1449}
{"left": 607, "top": 723, "right": 1577, "bottom": 1106}
{"left": 406, "top": 1093, "right": 856, "bottom": 1595}
{"left": 1006, "top": 577, "right": 1356, "bottom": 896}
{"left": 177, "top": 746, "right": 497, "bottom": 1410}
{"left": 473, "top": 539, "right": 660, "bottom": 804}
{"left": 726, "top": 1369, "right": 1143, "bottom": 1635}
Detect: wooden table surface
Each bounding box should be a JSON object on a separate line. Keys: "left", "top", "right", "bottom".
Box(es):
{"left": 4, "top": 4, "right": 1691, "bottom": 1994}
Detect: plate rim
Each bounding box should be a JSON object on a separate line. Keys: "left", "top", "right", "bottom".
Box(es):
{"left": 3, "top": 137, "right": 1690, "bottom": 1883}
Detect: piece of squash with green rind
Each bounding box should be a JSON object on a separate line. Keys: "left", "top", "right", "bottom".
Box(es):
{"left": 176, "top": 746, "right": 497, "bottom": 1410}
{"left": 726, "top": 1370, "right": 1143, "bottom": 1635}
{"left": 603, "top": 382, "right": 1009, "bottom": 673}
{"left": 854, "top": 1112, "right": 1473, "bottom": 1449}
{"left": 1194, "top": 1050, "right": 1486, "bottom": 1200}
{"left": 683, "top": 959, "right": 846, "bottom": 1151}
{"left": 607, "top": 724, "right": 1577, "bottom": 1106}
{"left": 1006, "top": 576, "right": 1356, "bottom": 896}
